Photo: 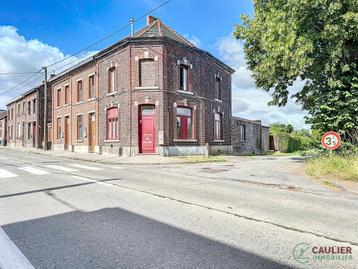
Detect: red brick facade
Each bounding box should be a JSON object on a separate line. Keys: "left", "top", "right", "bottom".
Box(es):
{"left": 50, "top": 17, "right": 234, "bottom": 156}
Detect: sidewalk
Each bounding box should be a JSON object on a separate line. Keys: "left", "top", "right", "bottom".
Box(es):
{"left": 0, "top": 147, "right": 225, "bottom": 165}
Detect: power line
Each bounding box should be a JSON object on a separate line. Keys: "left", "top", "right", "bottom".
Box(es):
{"left": 0, "top": 71, "right": 39, "bottom": 75}
{"left": 47, "top": 0, "right": 171, "bottom": 69}
{"left": 0, "top": 70, "right": 42, "bottom": 97}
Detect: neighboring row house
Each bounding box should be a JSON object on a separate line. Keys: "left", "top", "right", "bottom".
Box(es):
{"left": 50, "top": 16, "right": 235, "bottom": 156}
{"left": 6, "top": 84, "right": 52, "bottom": 149}
{"left": 0, "top": 110, "right": 7, "bottom": 146}
{"left": 2, "top": 16, "right": 269, "bottom": 156}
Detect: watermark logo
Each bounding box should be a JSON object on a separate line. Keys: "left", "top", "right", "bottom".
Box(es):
{"left": 293, "top": 243, "right": 310, "bottom": 264}
{"left": 293, "top": 243, "right": 353, "bottom": 265}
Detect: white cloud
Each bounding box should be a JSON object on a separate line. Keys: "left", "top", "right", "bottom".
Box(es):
{"left": 0, "top": 25, "right": 95, "bottom": 109}
{"left": 217, "top": 35, "right": 309, "bottom": 129}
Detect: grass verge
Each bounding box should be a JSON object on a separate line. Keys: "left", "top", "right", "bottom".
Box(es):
{"left": 178, "top": 155, "right": 228, "bottom": 163}
{"left": 306, "top": 155, "right": 358, "bottom": 181}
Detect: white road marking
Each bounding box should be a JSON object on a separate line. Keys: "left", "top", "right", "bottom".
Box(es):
{"left": 0, "top": 227, "right": 35, "bottom": 269}
{"left": 18, "top": 166, "right": 50, "bottom": 175}
{"left": 46, "top": 165, "right": 78, "bottom": 172}
{"left": 0, "top": 169, "right": 18, "bottom": 178}
{"left": 70, "top": 164, "right": 103, "bottom": 171}
{"left": 72, "top": 175, "right": 112, "bottom": 187}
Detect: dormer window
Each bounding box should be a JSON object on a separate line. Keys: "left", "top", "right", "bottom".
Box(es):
{"left": 179, "top": 65, "right": 189, "bottom": 91}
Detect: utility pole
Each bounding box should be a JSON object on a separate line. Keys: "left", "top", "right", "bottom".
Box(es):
{"left": 42, "top": 67, "right": 48, "bottom": 150}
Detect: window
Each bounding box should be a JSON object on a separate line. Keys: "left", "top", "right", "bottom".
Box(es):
{"left": 33, "top": 100, "right": 36, "bottom": 113}
{"left": 215, "top": 77, "right": 222, "bottom": 100}
{"left": 240, "top": 124, "right": 246, "bottom": 141}
{"left": 179, "top": 65, "right": 189, "bottom": 91}
{"left": 22, "top": 102, "right": 25, "bottom": 114}
{"left": 28, "top": 101, "right": 31, "bottom": 115}
{"left": 56, "top": 118, "right": 61, "bottom": 140}
{"left": 176, "top": 107, "right": 192, "bottom": 139}
{"left": 57, "top": 88, "right": 61, "bottom": 107}
{"left": 17, "top": 122, "right": 21, "bottom": 138}
{"left": 108, "top": 68, "right": 115, "bottom": 93}
{"left": 17, "top": 104, "right": 20, "bottom": 115}
{"left": 77, "top": 114, "right": 84, "bottom": 140}
{"left": 27, "top": 123, "right": 31, "bottom": 140}
{"left": 214, "top": 113, "right": 223, "bottom": 140}
{"left": 139, "top": 59, "right": 156, "bottom": 87}
{"left": 64, "top": 85, "right": 69, "bottom": 105}
{"left": 89, "top": 75, "right": 95, "bottom": 99}
{"left": 77, "top": 80, "right": 83, "bottom": 102}
{"left": 106, "top": 108, "right": 118, "bottom": 140}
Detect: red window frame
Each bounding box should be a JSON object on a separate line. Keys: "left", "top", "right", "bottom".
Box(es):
{"left": 176, "top": 107, "right": 192, "bottom": 140}
{"left": 107, "top": 107, "right": 118, "bottom": 140}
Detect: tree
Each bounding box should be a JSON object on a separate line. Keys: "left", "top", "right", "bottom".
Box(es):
{"left": 235, "top": 0, "right": 358, "bottom": 144}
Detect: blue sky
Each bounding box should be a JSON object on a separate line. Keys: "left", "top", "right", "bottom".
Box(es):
{"left": 0, "top": 0, "right": 307, "bottom": 128}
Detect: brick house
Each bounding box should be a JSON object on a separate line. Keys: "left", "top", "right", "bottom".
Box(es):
{"left": 231, "top": 116, "right": 270, "bottom": 154}
{"left": 6, "top": 84, "right": 52, "bottom": 149}
{"left": 50, "top": 16, "right": 234, "bottom": 156}
{"left": 0, "top": 110, "right": 7, "bottom": 146}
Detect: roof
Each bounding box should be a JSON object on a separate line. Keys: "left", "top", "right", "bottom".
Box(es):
{"left": 135, "top": 16, "right": 196, "bottom": 48}
{"left": 0, "top": 110, "right": 7, "bottom": 119}
{"left": 6, "top": 84, "right": 41, "bottom": 106}
{"left": 50, "top": 16, "right": 234, "bottom": 83}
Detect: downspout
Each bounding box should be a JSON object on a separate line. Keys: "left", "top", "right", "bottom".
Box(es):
{"left": 129, "top": 45, "right": 133, "bottom": 157}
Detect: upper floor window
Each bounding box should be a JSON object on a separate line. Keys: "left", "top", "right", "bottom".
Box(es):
{"left": 176, "top": 107, "right": 192, "bottom": 139}
{"left": 214, "top": 113, "right": 223, "bottom": 140}
{"left": 139, "top": 59, "right": 156, "bottom": 87}
{"left": 215, "top": 76, "right": 222, "bottom": 100}
{"left": 77, "top": 114, "right": 84, "bottom": 140}
{"left": 57, "top": 88, "right": 61, "bottom": 107}
{"left": 22, "top": 102, "right": 25, "bottom": 114}
{"left": 33, "top": 100, "right": 36, "bottom": 113}
{"left": 27, "top": 101, "right": 31, "bottom": 115}
{"left": 179, "top": 65, "right": 189, "bottom": 91}
{"left": 77, "top": 80, "right": 83, "bottom": 102}
{"left": 106, "top": 107, "right": 118, "bottom": 140}
{"left": 64, "top": 85, "right": 69, "bottom": 105}
{"left": 108, "top": 67, "right": 115, "bottom": 93}
{"left": 240, "top": 124, "right": 246, "bottom": 141}
{"left": 89, "top": 75, "right": 95, "bottom": 99}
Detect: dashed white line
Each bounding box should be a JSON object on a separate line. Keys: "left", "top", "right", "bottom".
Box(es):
{"left": 0, "top": 169, "right": 18, "bottom": 178}
{"left": 0, "top": 227, "right": 35, "bottom": 269}
{"left": 70, "top": 164, "right": 103, "bottom": 171}
{"left": 72, "top": 175, "right": 112, "bottom": 187}
{"left": 45, "top": 165, "right": 78, "bottom": 172}
{"left": 17, "top": 166, "right": 50, "bottom": 175}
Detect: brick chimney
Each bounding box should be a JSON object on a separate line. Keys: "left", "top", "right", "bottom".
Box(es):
{"left": 146, "top": 15, "right": 158, "bottom": 26}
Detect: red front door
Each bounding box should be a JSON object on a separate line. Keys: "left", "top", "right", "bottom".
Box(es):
{"left": 139, "top": 106, "right": 155, "bottom": 154}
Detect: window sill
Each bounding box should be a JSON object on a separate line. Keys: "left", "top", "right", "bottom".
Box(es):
{"left": 76, "top": 101, "right": 84, "bottom": 105}
{"left": 56, "top": 106, "right": 61, "bottom": 109}
{"left": 214, "top": 99, "right": 223, "bottom": 103}
{"left": 213, "top": 140, "right": 225, "bottom": 142}
{"left": 134, "top": 86, "right": 159, "bottom": 90}
{"left": 76, "top": 140, "right": 84, "bottom": 143}
{"left": 63, "top": 104, "right": 70, "bottom": 107}
{"left": 240, "top": 140, "right": 247, "bottom": 143}
{"left": 88, "top": 98, "right": 95, "bottom": 101}
{"left": 177, "top": 90, "right": 193, "bottom": 95}
{"left": 104, "top": 140, "right": 120, "bottom": 143}
{"left": 173, "top": 139, "right": 197, "bottom": 142}
{"left": 106, "top": 91, "right": 117, "bottom": 96}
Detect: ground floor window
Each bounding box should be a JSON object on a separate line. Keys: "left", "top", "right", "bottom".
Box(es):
{"left": 176, "top": 107, "right": 192, "bottom": 139}
{"left": 57, "top": 118, "right": 61, "bottom": 140}
{"left": 240, "top": 124, "right": 246, "bottom": 141}
{"left": 77, "top": 115, "right": 84, "bottom": 140}
{"left": 107, "top": 107, "right": 118, "bottom": 140}
{"left": 27, "top": 123, "right": 31, "bottom": 140}
{"left": 214, "top": 112, "right": 223, "bottom": 140}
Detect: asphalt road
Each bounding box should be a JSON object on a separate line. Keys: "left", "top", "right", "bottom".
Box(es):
{"left": 0, "top": 149, "right": 357, "bottom": 269}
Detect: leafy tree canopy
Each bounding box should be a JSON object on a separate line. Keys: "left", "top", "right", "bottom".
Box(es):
{"left": 235, "top": 0, "right": 358, "bottom": 143}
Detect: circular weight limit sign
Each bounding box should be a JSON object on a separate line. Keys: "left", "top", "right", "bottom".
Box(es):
{"left": 321, "top": 131, "right": 341, "bottom": 150}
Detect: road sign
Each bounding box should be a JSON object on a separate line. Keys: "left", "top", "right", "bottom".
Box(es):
{"left": 321, "top": 131, "right": 341, "bottom": 150}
